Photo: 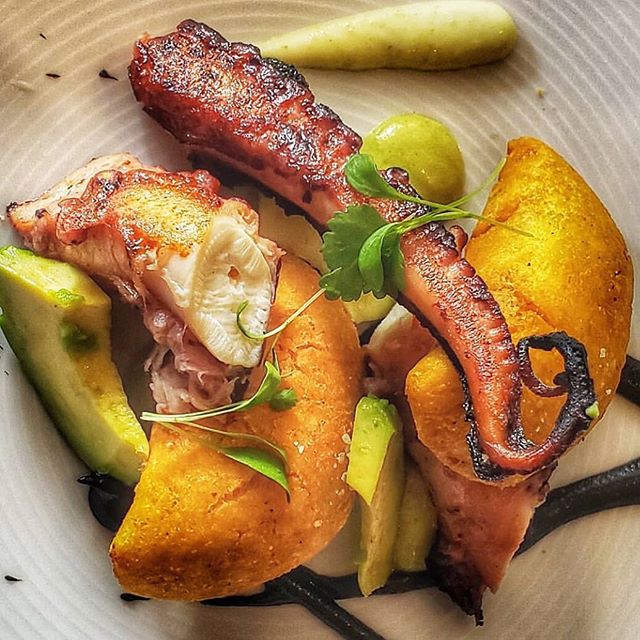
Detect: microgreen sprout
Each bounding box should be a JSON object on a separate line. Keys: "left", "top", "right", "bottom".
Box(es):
{"left": 319, "top": 153, "right": 531, "bottom": 301}
{"left": 236, "top": 288, "right": 325, "bottom": 341}
{"left": 141, "top": 355, "right": 294, "bottom": 495}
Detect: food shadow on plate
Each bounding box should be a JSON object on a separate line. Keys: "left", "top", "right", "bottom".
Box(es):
{"left": 109, "top": 295, "right": 155, "bottom": 427}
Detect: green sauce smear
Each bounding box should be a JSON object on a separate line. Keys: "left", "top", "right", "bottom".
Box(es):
{"left": 361, "top": 113, "right": 465, "bottom": 205}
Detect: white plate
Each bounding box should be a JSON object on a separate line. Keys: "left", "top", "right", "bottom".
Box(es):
{"left": 1, "top": 1, "right": 639, "bottom": 638}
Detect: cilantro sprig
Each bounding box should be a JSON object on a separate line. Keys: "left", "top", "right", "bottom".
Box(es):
{"left": 319, "top": 153, "right": 530, "bottom": 302}
{"left": 320, "top": 205, "right": 404, "bottom": 300}
{"left": 234, "top": 152, "right": 524, "bottom": 333}
{"left": 203, "top": 153, "right": 512, "bottom": 490}
{"left": 345, "top": 153, "right": 534, "bottom": 237}
{"left": 345, "top": 153, "right": 501, "bottom": 215}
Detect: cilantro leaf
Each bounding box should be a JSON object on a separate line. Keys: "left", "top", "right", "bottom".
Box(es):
{"left": 320, "top": 266, "right": 361, "bottom": 301}
{"left": 344, "top": 154, "right": 406, "bottom": 200}
{"left": 322, "top": 205, "right": 387, "bottom": 271}
{"left": 380, "top": 228, "right": 405, "bottom": 298}
{"left": 358, "top": 225, "right": 397, "bottom": 296}
{"left": 143, "top": 355, "right": 294, "bottom": 498}
{"left": 320, "top": 154, "right": 526, "bottom": 303}
{"left": 320, "top": 205, "right": 387, "bottom": 301}
{"left": 319, "top": 203, "right": 406, "bottom": 301}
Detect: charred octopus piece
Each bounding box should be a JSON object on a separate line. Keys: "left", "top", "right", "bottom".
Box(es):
{"left": 128, "top": 20, "right": 595, "bottom": 478}
{"left": 7, "top": 154, "right": 281, "bottom": 414}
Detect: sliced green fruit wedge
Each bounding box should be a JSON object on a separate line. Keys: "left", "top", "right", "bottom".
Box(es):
{"left": 0, "top": 247, "right": 148, "bottom": 485}
{"left": 347, "top": 396, "right": 405, "bottom": 595}
{"left": 393, "top": 460, "right": 437, "bottom": 572}
{"left": 343, "top": 293, "right": 395, "bottom": 325}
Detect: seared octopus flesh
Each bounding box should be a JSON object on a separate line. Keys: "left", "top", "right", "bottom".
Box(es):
{"left": 128, "top": 20, "right": 596, "bottom": 480}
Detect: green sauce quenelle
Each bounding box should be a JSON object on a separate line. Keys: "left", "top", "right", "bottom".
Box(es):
{"left": 361, "top": 113, "right": 466, "bottom": 204}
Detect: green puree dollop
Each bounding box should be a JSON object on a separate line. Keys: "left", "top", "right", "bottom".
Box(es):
{"left": 361, "top": 113, "right": 465, "bottom": 205}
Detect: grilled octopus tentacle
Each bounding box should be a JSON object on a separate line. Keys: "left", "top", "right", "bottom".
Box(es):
{"left": 128, "top": 19, "right": 596, "bottom": 478}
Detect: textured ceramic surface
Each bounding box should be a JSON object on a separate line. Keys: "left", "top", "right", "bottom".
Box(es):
{"left": 1, "top": 1, "right": 639, "bottom": 638}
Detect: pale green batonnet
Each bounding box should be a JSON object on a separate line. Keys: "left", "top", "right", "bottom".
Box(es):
{"left": 346, "top": 396, "right": 403, "bottom": 506}
{"left": 346, "top": 395, "right": 405, "bottom": 596}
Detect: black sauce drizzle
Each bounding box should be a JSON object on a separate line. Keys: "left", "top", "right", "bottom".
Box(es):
{"left": 77, "top": 473, "right": 134, "bottom": 533}
{"left": 79, "top": 361, "right": 639, "bottom": 640}
{"left": 203, "top": 455, "right": 640, "bottom": 607}
{"left": 120, "top": 593, "right": 150, "bottom": 602}
{"left": 618, "top": 356, "right": 640, "bottom": 406}
{"left": 519, "top": 455, "right": 640, "bottom": 553}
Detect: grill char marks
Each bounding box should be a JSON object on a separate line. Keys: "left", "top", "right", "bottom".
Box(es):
{"left": 130, "top": 19, "right": 361, "bottom": 209}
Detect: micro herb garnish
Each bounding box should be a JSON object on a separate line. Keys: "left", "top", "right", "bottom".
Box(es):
{"left": 236, "top": 288, "right": 325, "bottom": 341}
{"left": 344, "top": 153, "right": 430, "bottom": 204}
{"left": 344, "top": 153, "right": 532, "bottom": 237}
{"left": 234, "top": 155, "right": 523, "bottom": 333}
{"left": 162, "top": 420, "right": 288, "bottom": 463}
{"left": 320, "top": 205, "right": 404, "bottom": 300}
{"left": 268, "top": 387, "right": 298, "bottom": 411}
{"left": 220, "top": 446, "right": 290, "bottom": 496}
{"left": 160, "top": 423, "right": 290, "bottom": 498}
{"left": 141, "top": 355, "right": 294, "bottom": 497}
{"left": 140, "top": 357, "right": 296, "bottom": 424}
